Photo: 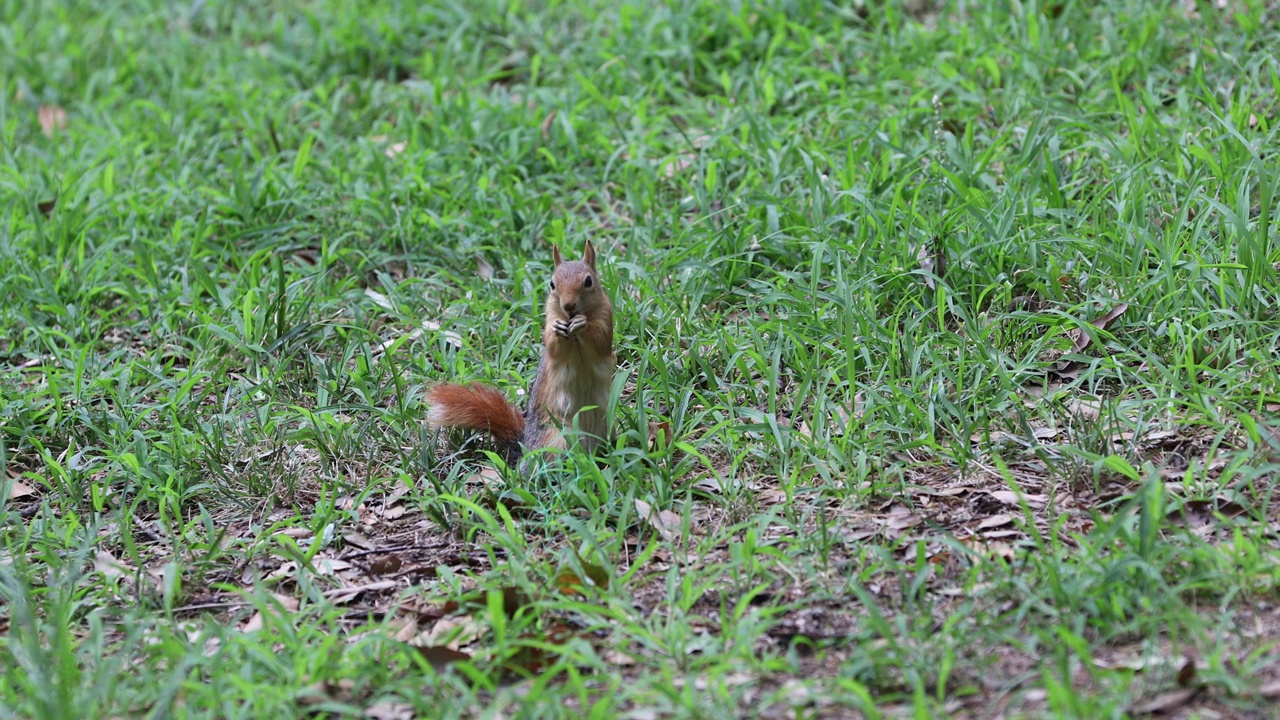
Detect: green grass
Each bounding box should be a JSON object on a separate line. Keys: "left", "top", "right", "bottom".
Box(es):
{"left": 3, "top": 0, "right": 1280, "bottom": 716}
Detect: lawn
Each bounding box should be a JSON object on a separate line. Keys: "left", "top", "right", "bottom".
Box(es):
{"left": 3, "top": 0, "right": 1280, "bottom": 717}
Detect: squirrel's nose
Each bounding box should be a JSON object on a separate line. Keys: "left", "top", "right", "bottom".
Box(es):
{"left": 563, "top": 302, "right": 577, "bottom": 315}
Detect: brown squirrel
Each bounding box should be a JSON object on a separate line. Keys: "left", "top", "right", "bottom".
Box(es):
{"left": 426, "top": 240, "right": 614, "bottom": 464}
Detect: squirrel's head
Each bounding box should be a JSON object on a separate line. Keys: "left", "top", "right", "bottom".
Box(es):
{"left": 549, "top": 240, "right": 604, "bottom": 318}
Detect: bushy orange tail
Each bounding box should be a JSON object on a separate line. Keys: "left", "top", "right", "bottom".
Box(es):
{"left": 426, "top": 383, "right": 525, "bottom": 446}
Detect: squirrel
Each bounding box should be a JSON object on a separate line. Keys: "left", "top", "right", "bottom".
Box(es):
{"left": 426, "top": 240, "right": 615, "bottom": 465}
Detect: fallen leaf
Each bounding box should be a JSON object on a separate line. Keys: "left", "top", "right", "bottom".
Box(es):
{"left": 324, "top": 580, "right": 397, "bottom": 605}
{"left": 38, "top": 105, "right": 67, "bottom": 136}
{"left": 37, "top": 198, "right": 56, "bottom": 216}
{"left": 988, "top": 491, "right": 1048, "bottom": 509}
{"left": 661, "top": 155, "right": 693, "bottom": 179}
{"left": 886, "top": 513, "right": 922, "bottom": 531}
{"left": 476, "top": 255, "right": 494, "bottom": 280}
{"left": 796, "top": 419, "right": 812, "bottom": 438}
{"left": 691, "top": 475, "right": 741, "bottom": 494}
{"left": 385, "top": 141, "right": 408, "bottom": 159}
{"left": 602, "top": 648, "right": 638, "bottom": 666}
{"left": 554, "top": 554, "right": 610, "bottom": 595}
{"left": 647, "top": 421, "right": 673, "bottom": 451}
{"left": 343, "top": 532, "right": 374, "bottom": 549}
{"left": 915, "top": 239, "right": 946, "bottom": 290}
{"left": 240, "top": 593, "right": 300, "bottom": 633}
{"left": 241, "top": 612, "right": 266, "bottom": 633}
{"left": 539, "top": 110, "right": 557, "bottom": 141}
{"left": 1128, "top": 687, "right": 1199, "bottom": 715}
{"left": 1260, "top": 680, "right": 1280, "bottom": 698}
{"left": 95, "top": 550, "right": 134, "bottom": 580}
{"left": 313, "top": 558, "right": 352, "bottom": 575}
{"left": 413, "top": 645, "right": 472, "bottom": 671}
{"left": 1067, "top": 397, "right": 1102, "bottom": 420}
{"left": 421, "top": 319, "right": 463, "bottom": 349}
{"left": 1051, "top": 303, "right": 1128, "bottom": 378}
{"left": 365, "top": 288, "right": 395, "bottom": 311}
{"left": 977, "top": 514, "right": 1013, "bottom": 530}
{"left": 1032, "top": 426, "right": 1059, "bottom": 441}
{"left": 635, "top": 499, "right": 682, "bottom": 542}
{"left": 418, "top": 615, "right": 484, "bottom": 650}
{"left": 505, "top": 622, "right": 578, "bottom": 674}
{"left": 267, "top": 561, "right": 299, "bottom": 580}
{"left": 5, "top": 480, "right": 36, "bottom": 501}
{"left": 365, "top": 700, "right": 415, "bottom": 720}
{"left": 369, "top": 554, "right": 403, "bottom": 576}
{"left": 1176, "top": 657, "right": 1196, "bottom": 687}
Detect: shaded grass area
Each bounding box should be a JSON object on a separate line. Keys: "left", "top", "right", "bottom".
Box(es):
{"left": 2, "top": 0, "right": 1280, "bottom": 716}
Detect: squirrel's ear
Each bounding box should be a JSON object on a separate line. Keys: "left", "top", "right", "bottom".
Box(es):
{"left": 552, "top": 245, "right": 563, "bottom": 268}
{"left": 583, "top": 240, "right": 597, "bottom": 269}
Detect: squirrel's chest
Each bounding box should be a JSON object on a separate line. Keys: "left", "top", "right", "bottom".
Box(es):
{"left": 544, "top": 354, "right": 611, "bottom": 419}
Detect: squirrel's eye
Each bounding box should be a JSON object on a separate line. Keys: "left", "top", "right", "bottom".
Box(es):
{"left": 584, "top": 276, "right": 594, "bottom": 288}
{"left": 549, "top": 280, "right": 556, "bottom": 290}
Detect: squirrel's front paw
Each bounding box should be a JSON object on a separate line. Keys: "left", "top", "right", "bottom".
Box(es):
{"left": 553, "top": 319, "right": 572, "bottom": 337}
{"left": 567, "top": 316, "right": 587, "bottom": 334}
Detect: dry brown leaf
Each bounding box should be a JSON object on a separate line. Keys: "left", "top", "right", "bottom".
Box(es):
{"left": 313, "top": 558, "right": 352, "bottom": 575}
{"left": 369, "top": 554, "right": 404, "bottom": 576}
{"left": 602, "top": 648, "right": 638, "bottom": 666}
{"left": 38, "top": 105, "right": 67, "bottom": 136}
{"left": 37, "top": 198, "right": 56, "bottom": 216}
{"left": 758, "top": 489, "right": 787, "bottom": 505}
{"left": 835, "top": 392, "right": 865, "bottom": 434}
{"left": 391, "top": 616, "right": 420, "bottom": 643}
{"left": 344, "top": 532, "right": 374, "bottom": 549}
{"left": 886, "top": 513, "right": 922, "bottom": 531}
{"left": 1032, "top": 426, "right": 1059, "bottom": 441}
{"left": 365, "top": 700, "right": 415, "bottom": 720}
{"left": 1067, "top": 397, "right": 1102, "bottom": 420}
{"left": 1260, "top": 680, "right": 1280, "bottom": 698}
{"left": 554, "top": 556, "right": 610, "bottom": 595}
{"left": 691, "top": 475, "right": 741, "bottom": 494}
{"left": 1176, "top": 657, "right": 1196, "bottom": 687}
{"left": 1051, "top": 303, "right": 1129, "bottom": 378}
{"left": 267, "top": 561, "right": 299, "bottom": 580}
{"left": 475, "top": 255, "right": 494, "bottom": 280}
{"left": 5, "top": 479, "right": 36, "bottom": 501}
{"left": 467, "top": 465, "right": 503, "bottom": 489}
{"left": 413, "top": 645, "right": 472, "bottom": 671}
{"left": 94, "top": 550, "right": 134, "bottom": 580}
{"left": 385, "top": 141, "right": 408, "bottom": 159}
{"left": 241, "top": 593, "right": 300, "bottom": 633}
{"left": 364, "top": 288, "right": 395, "bottom": 311}
{"left": 662, "top": 155, "right": 693, "bottom": 179}
{"left": 915, "top": 238, "right": 945, "bottom": 290}
{"left": 324, "top": 580, "right": 397, "bottom": 605}
{"left": 988, "top": 491, "right": 1048, "bottom": 509}
{"left": 418, "top": 615, "right": 483, "bottom": 651}
{"left": 241, "top": 612, "right": 266, "bottom": 633}
{"left": 540, "top": 110, "right": 557, "bottom": 142}
{"left": 977, "top": 514, "right": 1013, "bottom": 530}
{"left": 1128, "top": 687, "right": 1199, "bottom": 715}
{"left": 635, "top": 499, "right": 682, "bottom": 542}
{"left": 421, "top": 319, "right": 463, "bottom": 350}
{"left": 647, "top": 421, "right": 673, "bottom": 451}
